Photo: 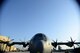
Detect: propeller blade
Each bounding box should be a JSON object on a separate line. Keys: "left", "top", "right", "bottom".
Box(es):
{"left": 70, "top": 37, "right": 73, "bottom": 42}
{"left": 10, "top": 39, "right": 14, "bottom": 41}
{"left": 53, "top": 40, "right": 55, "bottom": 42}
{"left": 56, "top": 39, "right": 57, "bottom": 42}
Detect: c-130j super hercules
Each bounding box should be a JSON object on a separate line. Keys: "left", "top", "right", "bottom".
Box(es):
{"left": 0, "top": 33, "right": 80, "bottom": 53}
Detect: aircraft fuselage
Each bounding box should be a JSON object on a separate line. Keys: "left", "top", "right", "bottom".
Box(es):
{"left": 28, "top": 33, "right": 53, "bottom": 53}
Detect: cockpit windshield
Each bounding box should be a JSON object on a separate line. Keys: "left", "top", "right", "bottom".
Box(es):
{"left": 32, "top": 33, "right": 47, "bottom": 41}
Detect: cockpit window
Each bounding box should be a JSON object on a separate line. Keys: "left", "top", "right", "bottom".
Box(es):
{"left": 32, "top": 33, "right": 47, "bottom": 41}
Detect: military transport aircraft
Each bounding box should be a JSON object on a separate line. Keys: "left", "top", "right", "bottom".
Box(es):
{"left": 0, "top": 33, "right": 80, "bottom": 53}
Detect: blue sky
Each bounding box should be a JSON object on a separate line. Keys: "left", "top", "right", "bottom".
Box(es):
{"left": 0, "top": 0, "right": 80, "bottom": 42}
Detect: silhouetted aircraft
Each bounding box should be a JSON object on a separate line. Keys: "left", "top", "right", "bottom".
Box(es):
{"left": 0, "top": 33, "right": 80, "bottom": 53}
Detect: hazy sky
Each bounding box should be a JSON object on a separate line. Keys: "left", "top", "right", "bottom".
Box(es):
{"left": 0, "top": 0, "right": 79, "bottom": 42}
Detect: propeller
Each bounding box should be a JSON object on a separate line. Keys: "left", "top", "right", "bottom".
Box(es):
{"left": 4, "top": 36, "right": 14, "bottom": 46}
{"left": 52, "top": 39, "right": 58, "bottom": 48}
{"left": 7, "top": 36, "right": 14, "bottom": 42}
{"left": 66, "top": 37, "right": 75, "bottom": 47}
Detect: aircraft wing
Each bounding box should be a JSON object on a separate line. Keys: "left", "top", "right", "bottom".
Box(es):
{"left": 0, "top": 41, "right": 8, "bottom": 44}
{"left": 8, "top": 42, "right": 29, "bottom": 47}
{"left": 0, "top": 40, "right": 9, "bottom": 44}
{"left": 0, "top": 40, "right": 29, "bottom": 47}
{"left": 9, "top": 42, "right": 29, "bottom": 47}
{"left": 51, "top": 42, "right": 80, "bottom": 48}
